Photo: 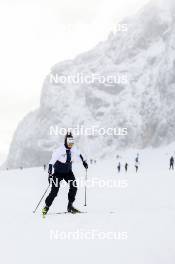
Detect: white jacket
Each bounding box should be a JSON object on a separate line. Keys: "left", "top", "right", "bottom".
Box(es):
{"left": 49, "top": 144, "right": 83, "bottom": 165}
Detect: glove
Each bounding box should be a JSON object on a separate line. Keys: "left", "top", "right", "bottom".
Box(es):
{"left": 48, "top": 174, "right": 53, "bottom": 184}
{"left": 83, "top": 161, "right": 88, "bottom": 169}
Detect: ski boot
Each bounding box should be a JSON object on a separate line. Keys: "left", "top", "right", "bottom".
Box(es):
{"left": 42, "top": 206, "right": 49, "bottom": 218}
{"left": 67, "top": 203, "right": 81, "bottom": 214}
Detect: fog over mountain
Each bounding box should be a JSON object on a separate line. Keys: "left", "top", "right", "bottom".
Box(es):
{"left": 6, "top": 0, "right": 175, "bottom": 168}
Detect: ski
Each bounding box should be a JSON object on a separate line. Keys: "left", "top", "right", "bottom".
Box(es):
{"left": 49, "top": 211, "right": 87, "bottom": 215}
{"left": 42, "top": 211, "right": 116, "bottom": 217}
{"left": 42, "top": 211, "right": 87, "bottom": 218}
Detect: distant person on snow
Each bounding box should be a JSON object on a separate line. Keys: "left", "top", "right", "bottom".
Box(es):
{"left": 125, "top": 163, "right": 128, "bottom": 172}
{"left": 169, "top": 156, "right": 174, "bottom": 170}
{"left": 135, "top": 156, "right": 139, "bottom": 163}
{"left": 117, "top": 162, "right": 121, "bottom": 173}
{"left": 42, "top": 132, "right": 88, "bottom": 216}
{"left": 135, "top": 159, "right": 139, "bottom": 173}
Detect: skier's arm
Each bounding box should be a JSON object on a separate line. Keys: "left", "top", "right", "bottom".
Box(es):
{"left": 73, "top": 146, "right": 88, "bottom": 169}
{"left": 80, "top": 154, "right": 88, "bottom": 169}
{"left": 48, "top": 165, "right": 53, "bottom": 183}
{"left": 48, "top": 164, "right": 52, "bottom": 175}
{"left": 48, "top": 148, "right": 61, "bottom": 174}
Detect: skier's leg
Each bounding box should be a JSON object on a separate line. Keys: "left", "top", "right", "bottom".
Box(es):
{"left": 45, "top": 174, "right": 62, "bottom": 207}
{"left": 64, "top": 171, "right": 77, "bottom": 204}
{"left": 64, "top": 171, "right": 79, "bottom": 213}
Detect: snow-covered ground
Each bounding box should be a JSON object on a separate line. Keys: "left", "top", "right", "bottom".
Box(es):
{"left": 1, "top": 147, "right": 175, "bottom": 264}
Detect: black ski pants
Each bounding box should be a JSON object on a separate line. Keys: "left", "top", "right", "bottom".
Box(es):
{"left": 45, "top": 170, "right": 77, "bottom": 207}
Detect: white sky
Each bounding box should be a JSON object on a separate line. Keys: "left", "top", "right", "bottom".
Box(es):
{"left": 0, "top": 0, "right": 149, "bottom": 164}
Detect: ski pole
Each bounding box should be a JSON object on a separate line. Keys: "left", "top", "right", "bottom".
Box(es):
{"left": 84, "top": 169, "right": 88, "bottom": 206}
{"left": 33, "top": 184, "right": 50, "bottom": 213}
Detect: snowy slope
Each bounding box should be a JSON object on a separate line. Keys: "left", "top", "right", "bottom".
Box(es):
{"left": 1, "top": 146, "right": 175, "bottom": 264}
{"left": 6, "top": 0, "right": 175, "bottom": 168}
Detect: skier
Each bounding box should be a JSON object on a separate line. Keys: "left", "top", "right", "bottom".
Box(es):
{"left": 42, "top": 132, "right": 88, "bottom": 216}
{"left": 169, "top": 156, "right": 174, "bottom": 170}
{"left": 125, "top": 163, "right": 128, "bottom": 172}
{"left": 117, "top": 162, "right": 121, "bottom": 173}
{"left": 43, "top": 164, "right": 46, "bottom": 171}
{"left": 135, "top": 159, "right": 139, "bottom": 173}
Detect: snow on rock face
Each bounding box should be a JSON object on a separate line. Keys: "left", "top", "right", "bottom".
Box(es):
{"left": 6, "top": 0, "right": 175, "bottom": 168}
